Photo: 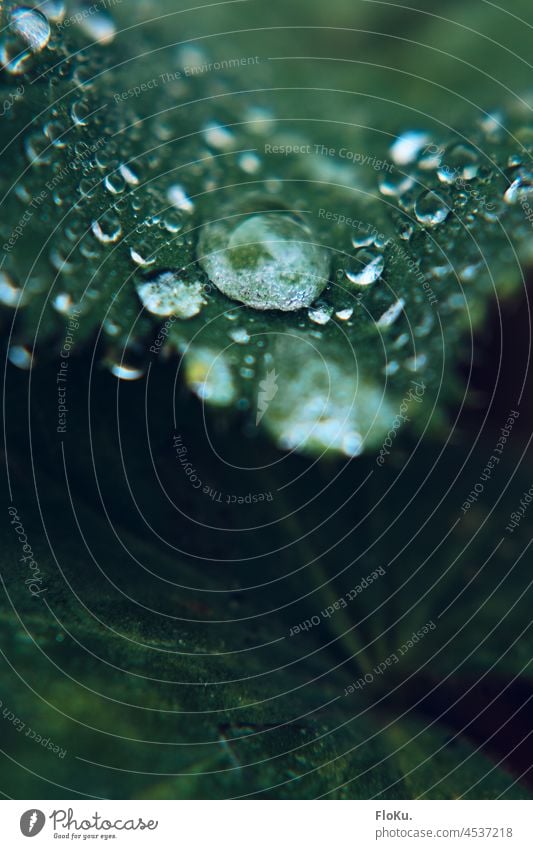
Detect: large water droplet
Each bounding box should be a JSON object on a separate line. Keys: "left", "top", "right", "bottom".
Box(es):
{"left": 136, "top": 270, "right": 206, "bottom": 318}
{"left": 198, "top": 211, "right": 330, "bottom": 311}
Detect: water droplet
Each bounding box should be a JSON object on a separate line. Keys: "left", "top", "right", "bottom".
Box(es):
{"left": 335, "top": 307, "right": 353, "bottom": 321}
{"left": 0, "top": 271, "right": 27, "bottom": 308}
{"left": 238, "top": 152, "right": 261, "bottom": 174}
{"left": 70, "top": 99, "right": 90, "bottom": 127}
{"left": 203, "top": 121, "right": 235, "bottom": 150}
{"left": 378, "top": 172, "right": 415, "bottom": 197}
{"left": 184, "top": 348, "right": 236, "bottom": 406}
{"left": 167, "top": 184, "right": 194, "bottom": 213}
{"left": 384, "top": 360, "right": 399, "bottom": 376}
{"left": 8, "top": 344, "right": 33, "bottom": 370}
{"left": 229, "top": 327, "right": 250, "bottom": 344}
{"left": 376, "top": 298, "right": 405, "bottom": 328}
{"left": 52, "top": 293, "right": 74, "bottom": 314}
{"left": 437, "top": 143, "right": 479, "bottom": 183}
{"left": 346, "top": 249, "right": 384, "bottom": 286}
{"left": 136, "top": 270, "right": 206, "bottom": 318}
{"left": 91, "top": 211, "right": 122, "bottom": 244}
{"left": 342, "top": 432, "right": 364, "bottom": 457}
{"left": 405, "top": 353, "right": 427, "bottom": 372}
{"left": 77, "top": 10, "right": 116, "bottom": 44}
{"left": 119, "top": 163, "right": 139, "bottom": 186}
{"left": 32, "top": 1, "right": 65, "bottom": 22}
{"left": 130, "top": 241, "right": 156, "bottom": 268}
{"left": 414, "top": 190, "right": 450, "bottom": 227}
{"left": 110, "top": 362, "right": 144, "bottom": 381}
{"left": 390, "top": 131, "right": 430, "bottom": 166}
{"left": 24, "top": 132, "right": 52, "bottom": 165}
{"left": 504, "top": 167, "right": 533, "bottom": 204}
{"left": 104, "top": 172, "right": 126, "bottom": 194}
{"left": 351, "top": 232, "right": 375, "bottom": 249}
{"left": 10, "top": 7, "right": 50, "bottom": 52}
{"left": 393, "top": 332, "right": 409, "bottom": 349}
{"left": 44, "top": 119, "right": 68, "bottom": 148}
{"left": 198, "top": 211, "right": 330, "bottom": 311}
{"left": 308, "top": 304, "right": 333, "bottom": 325}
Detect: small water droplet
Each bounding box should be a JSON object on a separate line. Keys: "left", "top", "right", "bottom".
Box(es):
{"left": 119, "top": 163, "right": 139, "bottom": 186}
{"left": 136, "top": 270, "right": 206, "bottom": 318}
{"left": 335, "top": 307, "right": 353, "bottom": 321}
{"left": 405, "top": 353, "right": 427, "bottom": 372}
{"left": 185, "top": 348, "right": 236, "bottom": 405}
{"left": 504, "top": 167, "right": 533, "bottom": 204}
{"left": 77, "top": 10, "right": 116, "bottom": 44}
{"left": 378, "top": 172, "right": 415, "bottom": 197}
{"left": 390, "top": 131, "right": 430, "bottom": 166}
{"left": 414, "top": 190, "right": 450, "bottom": 227}
{"left": 238, "top": 152, "right": 261, "bottom": 174}
{"left": 91, "top": 211, "right": 122, "bottom": 244}
{"left": 229, "top": 327, "right": 250, "bottom": 344}
{"left": 437, "top": 143, "right": 479, "bottom": 183}
{"left": 376, "top": 298, "right": 405, "bottom": 328}
{"left": 0, "top": 271, "right": 27, "bottom": 308}
{"left": 8, "top": 344, "right": 33, "bottom": 369}
{"left": 52, "top": 293, "right": 74, "bottom": 314}
{"left": 110, "top": 363, "right": 145, "bottom": 381}
{"left": 167, "top": 184, "right": 194, "bottom": 213}
{"left": 351, "top": 232, "right": 375, "bottom": 249}
{"left": 10, "top": 7, "right": 50, "bottom": 52}
{"left": 384, "top": 360, "right": 399, "bottom": 376}
{"left": 203, "top": 121, "right": 235, "bottom": 150}
{"left": 308, "top": 304, "right": 333, "bottom": 325}
{"left": 346, "top": 249, "right": 384, "bottom": 286}
{"left": 33, "top": 0, "right": 65, "bottom": 22}
{"left": 342, "top": 432, "right": 364, "bottom": 457}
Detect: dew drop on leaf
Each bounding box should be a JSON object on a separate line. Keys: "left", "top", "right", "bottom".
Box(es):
{"left": 346, "top": 249, "right": 384, "bottom": 286}
{"left": 414, "top": 189, "right": 450, "bottom": 227}
{"left": 198, "top": 211, "right": 330, "bottom": 311}
{"left": 136, "top": 270, "right": 206, "bottom": 318}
